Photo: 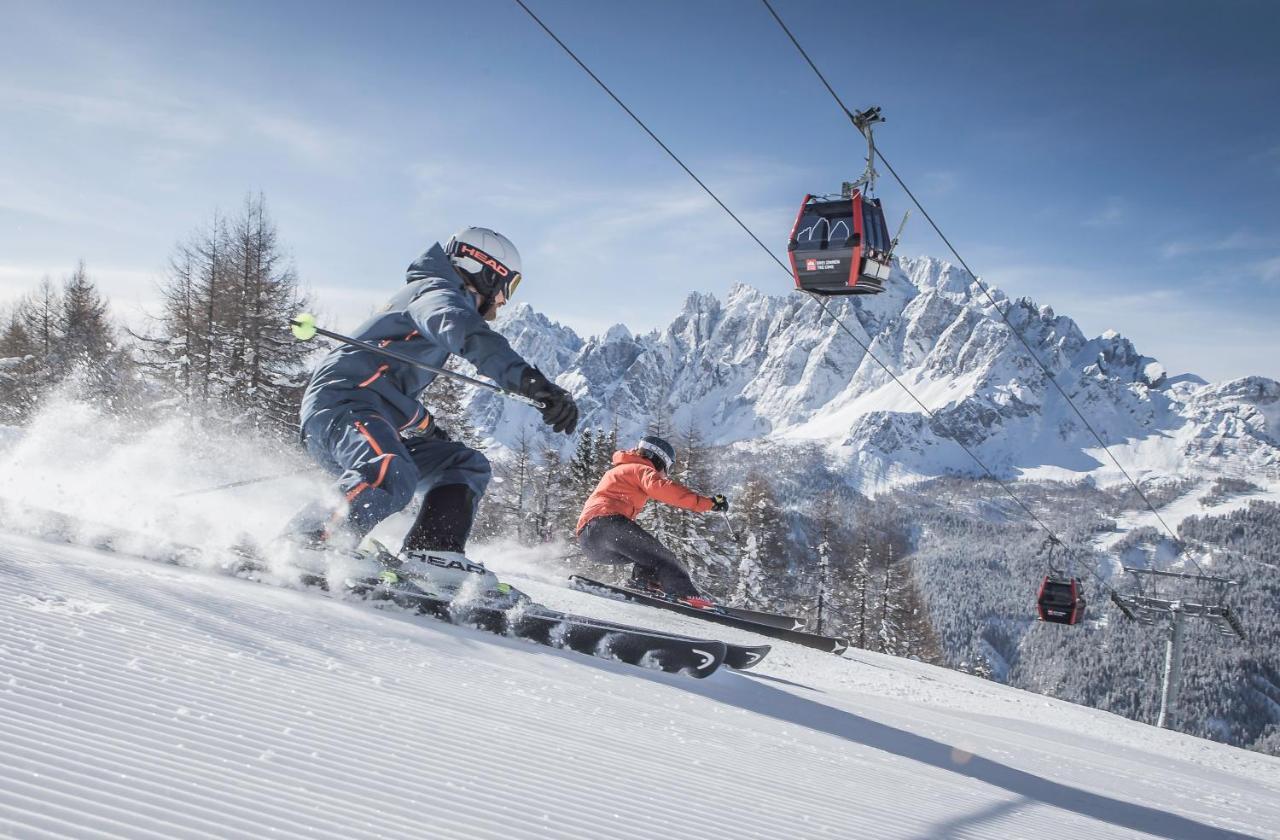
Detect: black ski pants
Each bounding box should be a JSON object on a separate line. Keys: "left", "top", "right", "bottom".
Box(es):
{"left": 577, "top": 515, "right": 698, "bottom": 598}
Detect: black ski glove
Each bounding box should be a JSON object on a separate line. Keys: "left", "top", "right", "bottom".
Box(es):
{"left": 519, "top": 367, "right": 579, "bottom": 435}
{"left": 711, "top": 494, "right": 729, "bottom": 512}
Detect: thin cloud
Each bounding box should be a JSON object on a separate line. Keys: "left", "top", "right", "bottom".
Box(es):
{"left": 1252, "top": 143, "right": 1280, "bottom": 177}
{"left": 920, "top": 170, "right": 960, "bottom": 196}
{"left": 0, "top": 81, "right": 222, "bottom": 148}
{"left": 1083, "top": 195, "right": 1126, "bottom": 227}
{"left": 1257, "top": 255, "right": 1280, "bottom": 284}
{"left": 0, "top": 79, "right": 361, "bottom": 170}
{"left": 1159, "top": 229, "right": 1277, "bottom": 259}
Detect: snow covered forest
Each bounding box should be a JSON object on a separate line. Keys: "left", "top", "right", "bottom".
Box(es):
{"left": 0, "top": 195, "right": 310, "bottom": 435}
{"left": 3, "top": 196, "right": 1278, "bottom": 758}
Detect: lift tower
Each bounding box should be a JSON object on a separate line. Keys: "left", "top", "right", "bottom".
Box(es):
{"left": 1110, "top": 567, "right": 1246, "bottom": 729}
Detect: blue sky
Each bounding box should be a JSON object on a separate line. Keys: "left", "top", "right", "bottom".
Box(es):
{"left": 2, "top": 0, "right": 1277, "bottom": 381}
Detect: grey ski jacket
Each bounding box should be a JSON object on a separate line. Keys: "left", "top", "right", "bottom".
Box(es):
{"left": 299, "top": 243, "right": 530, "bottom": 435}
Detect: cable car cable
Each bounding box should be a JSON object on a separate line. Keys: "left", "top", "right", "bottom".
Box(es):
{"left": 513, "top": 0, "right": 1121, "bottom": 601}
{"left": 514, "top": 0, "right": 1075, "bottom": 550}
{"left": 760, "top": 0, "right": 1206, "bottom": 577}
{"left": 512, "top": 0, "right": 787, "bottom": 278}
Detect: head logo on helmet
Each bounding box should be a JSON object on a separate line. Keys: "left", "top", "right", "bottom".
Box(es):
{"left": 446, "top": 227, "right": 523, "bottom": 304}
{"left": 456, "top": 243, "right": 511, "bottom": 278}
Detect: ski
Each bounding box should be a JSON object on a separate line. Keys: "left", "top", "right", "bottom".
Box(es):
{"left": 518, "top": 606, "right": 772, "bottom": 670}
{"left": 570, "top": 575, "right": 850, "bottom": 655}
{"left": 342, "top": 578, "right": 727, "bottom": 678}
{"left": 716, "top": 604, "right": 808, "bottom": 631}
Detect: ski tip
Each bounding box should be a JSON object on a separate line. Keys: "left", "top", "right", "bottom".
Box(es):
{"left": 290, "top": 312, "right": 318, "bottom": 341}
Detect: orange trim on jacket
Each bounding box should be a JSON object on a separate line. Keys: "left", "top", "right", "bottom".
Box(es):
{"left": 345, "top": 420, "right": 395, "bottom": 502}
{"left": 575, "top": 450, "right": 713, "bottom": 534}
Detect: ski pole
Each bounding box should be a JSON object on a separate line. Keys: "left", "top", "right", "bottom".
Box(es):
{"left": 289, "top": 313, "right": 546, "bottom": 409}
{"left": 174, "top": 471, "right": 296, "bottom": 498}
{"left": 720, "top": 511, "right": 741, "bottom": 544}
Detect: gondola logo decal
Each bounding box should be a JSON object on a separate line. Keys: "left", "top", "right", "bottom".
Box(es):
{"left": 796, "top": 218, "right": 851, "bottom": 242}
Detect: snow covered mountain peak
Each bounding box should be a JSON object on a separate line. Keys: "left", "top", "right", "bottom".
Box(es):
{"left": 483, "top": 257, "right": 1279, "bottom": 491}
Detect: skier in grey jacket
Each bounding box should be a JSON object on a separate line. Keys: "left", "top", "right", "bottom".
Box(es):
{"left": 291, "top": 227, "right": 577, "bottom": 582}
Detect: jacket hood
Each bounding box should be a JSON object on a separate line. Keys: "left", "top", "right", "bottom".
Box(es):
{"left": 405, "top": 242, "right": 473, "bottom": 299}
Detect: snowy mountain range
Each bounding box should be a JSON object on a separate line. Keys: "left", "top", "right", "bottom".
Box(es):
{"left": 470, "top": 256, "right": 1280, "bottom": 493}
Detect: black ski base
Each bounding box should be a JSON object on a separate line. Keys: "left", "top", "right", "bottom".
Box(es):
{"left": 570, "top": 575, "right": 850, "bottom": 655}
{"left": 529, "top": 607, "right": 771, "bottom": 670}
{"left": 346, "top": 579, "right": 727, "bottom": 678}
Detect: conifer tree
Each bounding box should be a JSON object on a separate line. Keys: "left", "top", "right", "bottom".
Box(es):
{"left": 57, "top": 261, "right": 133, "bottom": 407}
{"left": 57, "top": 262, "right": 112, "bottom": 366}
{"left": 569, "top": 428, "right": 597, "bottom": 495}
{"left": 21, "top": 278, "right": 60, "bottom": 363}
{"left": 876, "top": 545, "right": 902, "bottom": 654}
{"left": 135, "top": 195, "right": 310, "bottom": 435}
{"left": 812, "top": 491, "right": 841, "bottom": 635}
{"left": 730, "top": 473, "right": 787, "bottom": 610}
{"left": 4, "top": 278, "right": 64, "bottom": 417}
{"left": 531, "top": 446, "right": 569, "bottom": 543}
{"left": 481, "top": 427, "right": 536, "bottom": 542}
{"left": 669, "top": 421, "right": 732, "bottom": 589}
{"left": 0, "top": 311, "right": 39, "bottom": 423}
{"left": 853, "top": 540, "right": 873, "bottom": 649}
{"left": 0, "top": 266, "right": 135, "bottom": 418}
{"left": 427, "top": 358, "right": 482, "bottom": 448}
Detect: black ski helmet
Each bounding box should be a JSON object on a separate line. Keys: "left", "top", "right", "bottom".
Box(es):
{"left": 445, "top": 226, "right": 523, "bottom": 306}
{"left": 636, "top": 435, "right": 675, "bottom": 473}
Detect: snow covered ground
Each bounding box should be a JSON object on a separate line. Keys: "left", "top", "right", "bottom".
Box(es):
{"left": 1096, "top": 478, "right": 1280, "bottom": 555}
{"left": 2, "top": 530, "right": 1277, "bottom": 839}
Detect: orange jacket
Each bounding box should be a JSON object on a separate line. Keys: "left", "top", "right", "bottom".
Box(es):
{"left": 575, "top": 450, "right": 714, "bottom": 533}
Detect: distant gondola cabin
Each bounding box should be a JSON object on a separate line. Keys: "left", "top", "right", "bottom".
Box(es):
{"left": 788, "top": 191, "right": 892, "bottom": 296}
{"left": 1037, "top": 575, "right": 1087, "bottom": 625}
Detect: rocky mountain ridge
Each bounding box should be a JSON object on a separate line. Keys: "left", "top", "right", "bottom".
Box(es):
{"left": 471, "top": 256, "right": 1280, "bottom": 492}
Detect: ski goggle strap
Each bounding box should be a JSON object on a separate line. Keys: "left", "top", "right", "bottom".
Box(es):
{"left": 636, "top": 440, "right": 672, "bottom": 472}
{"left": 449, "top": 241, "right": 521, "bottom": 300}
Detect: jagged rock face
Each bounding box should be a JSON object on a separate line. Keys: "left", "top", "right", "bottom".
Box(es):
{"left": 473, "top": 258, "right": 1280, "bottom": 490}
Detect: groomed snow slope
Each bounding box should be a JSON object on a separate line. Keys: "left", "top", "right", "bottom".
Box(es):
{"left": 2, "top": 533, "right": 1277, "bottom": 840}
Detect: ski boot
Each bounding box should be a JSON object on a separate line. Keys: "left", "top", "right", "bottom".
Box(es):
{"left": 628, "top": 570, "right": 714, "bottom": 610}
{"left": 628, "top": 569, "right": 665, "bottom": 595}
{"left": 381, "top": 549, "right": 525, "bottom": 609}
{"left": 268, "top": 517, "right": 383, "bottom": 588}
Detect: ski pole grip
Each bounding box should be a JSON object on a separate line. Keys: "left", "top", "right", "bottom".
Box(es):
{"left": 290, "top": 313, "right": 318, "bottom": 341}
{"left": 513, "top": 394, "right": 549, "bottom": 410}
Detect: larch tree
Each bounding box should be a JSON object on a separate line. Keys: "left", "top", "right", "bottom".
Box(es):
{"left": 135, "top": 195, "right": 310, "bottom": 436}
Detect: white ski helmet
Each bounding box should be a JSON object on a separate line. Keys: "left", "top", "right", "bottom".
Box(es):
{"left": 444, "top": 226, "right": 523, "bottom": 303}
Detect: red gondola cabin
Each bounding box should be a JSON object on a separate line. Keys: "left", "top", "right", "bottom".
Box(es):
{"left": 788, "top": 191, "right": 892, "bottom": 296}
{"left": 1037, "top": 575, "right": 1087, "bottom": 625}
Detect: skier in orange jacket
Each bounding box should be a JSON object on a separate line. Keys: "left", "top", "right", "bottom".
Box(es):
{"left": 575, "top": 435, "right": 728, "bottom": 602}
